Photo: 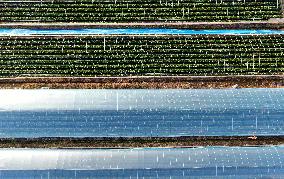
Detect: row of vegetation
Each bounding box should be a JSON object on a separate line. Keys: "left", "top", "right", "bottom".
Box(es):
{"left": 0, "top": 0, "right": 281, "bottom": 22}
{"left": 0, "top": 35, "right": 283, "bottom": 76}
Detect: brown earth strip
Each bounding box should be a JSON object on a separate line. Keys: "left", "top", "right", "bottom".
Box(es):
{"left": 0, "top": 76, "right": 283, "bottom": 89}
{"left": 0, "top": 136, "right": 283, "bottom": 148}
{"left": 1, "top": 20, "right": 284, "bottom": 30}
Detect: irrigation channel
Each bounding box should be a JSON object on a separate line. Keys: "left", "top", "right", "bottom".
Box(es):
{"left": 0, "top": 88, "right": 283, "bottom": 138}
{"left": 0, "top": 146, "right": 283, "bottom": 178}
{"left": 0, "top": 28, "right": 284, "bottom": 35}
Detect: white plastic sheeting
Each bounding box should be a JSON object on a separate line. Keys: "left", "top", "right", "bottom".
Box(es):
{"left": 0, "top": 146, "right": 283, "bottom": 170}
{"left": 0, "top": 88, "right": 283, "bottom": 111}
{"left": 0, "top": 89, "right": 283, "bottom": 137}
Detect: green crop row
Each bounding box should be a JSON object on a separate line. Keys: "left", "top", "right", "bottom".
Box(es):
{"left": 0, "top": 34, "right": 283, "bottom": 76}
{"left": 0, "top": 0, "right": 281, "bottom": 22}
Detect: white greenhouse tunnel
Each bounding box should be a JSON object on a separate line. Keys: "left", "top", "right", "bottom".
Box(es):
{"left": 0, "top": 88, "right": 283, "bottom": 111}
{"left": 0, "top": 146, "right": 282, "bottom": 170}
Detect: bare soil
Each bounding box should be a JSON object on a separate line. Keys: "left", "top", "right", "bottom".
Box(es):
{"left": 0, "top": 76, "right": 283, "bottom": 89}
{"left": 1, "top": 21, "right": 284, "bottom": 29}
{"left": 0, "top": 136, "right": 283, "bottom": 148}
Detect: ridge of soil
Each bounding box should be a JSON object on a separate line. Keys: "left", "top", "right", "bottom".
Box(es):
{"left": 0, "top": 136, "right": 283, "bottom": 148}
{"left": 0, "top": 76, "right": 283, "bottom": 89}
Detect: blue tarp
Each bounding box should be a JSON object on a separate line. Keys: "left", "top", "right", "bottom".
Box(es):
{"left": 0, "top": 29, "right": 284, "bottom": 35}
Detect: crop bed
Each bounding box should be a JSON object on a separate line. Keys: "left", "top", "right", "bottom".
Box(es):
{"left": 0, "top": 34, "right": 283, "bottom": 77}
{"left": 0, "top": 0, "right": 281, "bottom": 22}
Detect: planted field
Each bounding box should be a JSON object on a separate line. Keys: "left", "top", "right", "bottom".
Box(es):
{"left": 0, "top": 35, "right": 283, "bottom": 76}
{"left": 0, "top": 0, "right": 281, "bottom": 22}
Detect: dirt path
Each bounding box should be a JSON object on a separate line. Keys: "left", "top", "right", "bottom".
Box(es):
{"left": 0, "top": 76, "right": 283, "bottom": 89}
{"left": 0, "top": 136, "right": 282, "bottom": 148}
{"left": 1, "top": 21, "right": 284, "bottom": 29}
